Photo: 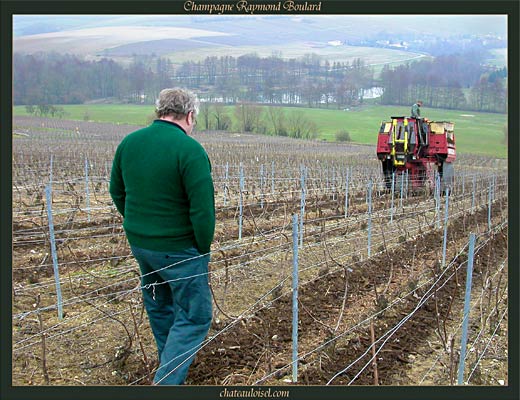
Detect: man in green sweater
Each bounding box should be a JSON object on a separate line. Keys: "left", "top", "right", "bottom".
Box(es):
{"left": 110, "top": 88, "right": 215, "bottom": 385}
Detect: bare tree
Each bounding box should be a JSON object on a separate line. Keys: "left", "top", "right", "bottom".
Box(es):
{"left": 213, "top": 103, "right": 231, "bottom": 131}
{"left": 266, "top": 106, "right": 287, "bottom": 136}
{"left": 199, "top": 102, "right": 212, "bottom": 130}
{"left": 234, "top": 102, "right": 263, "bottom": 133}
{"left": 287, "top": 111, "right": 318, "bottom": 139}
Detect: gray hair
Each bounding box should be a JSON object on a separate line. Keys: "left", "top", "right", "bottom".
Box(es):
{"left": 155, "top": 88, "right": 199, "bottom": 119}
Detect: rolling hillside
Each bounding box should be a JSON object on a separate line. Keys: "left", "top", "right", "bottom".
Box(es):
{"left": 13, "top": 15, "right": 507, "bottom": 67}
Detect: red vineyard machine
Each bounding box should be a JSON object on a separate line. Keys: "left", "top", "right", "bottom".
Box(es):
{"left": 376, "top": 116, "right": 456, "bottom": 193}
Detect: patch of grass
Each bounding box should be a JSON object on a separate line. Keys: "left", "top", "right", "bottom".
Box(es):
{"left": 15, "top": 104, "right": 155, "bottom": 126}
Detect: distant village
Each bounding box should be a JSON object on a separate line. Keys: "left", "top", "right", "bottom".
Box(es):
{"left": 323, "top": 32, "right": 506, "bottom": 55}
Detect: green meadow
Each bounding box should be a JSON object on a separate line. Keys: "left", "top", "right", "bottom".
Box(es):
{"left": 13, "top": 104, "right": 507, "bottom": 158}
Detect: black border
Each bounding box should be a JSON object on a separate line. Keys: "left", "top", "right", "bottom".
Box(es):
{"left": 1, "top": 1, "right": 518, "bottom": 400}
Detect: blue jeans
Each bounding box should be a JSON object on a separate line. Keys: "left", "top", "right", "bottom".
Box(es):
{"left": 130, "top": 245, "right": 212, "bottom": 385}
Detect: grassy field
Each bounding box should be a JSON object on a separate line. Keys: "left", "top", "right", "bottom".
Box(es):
{"left": 104, "top": 43, "right": 430, "bottom": 74}
{"left": 164, "top": 43, "right": 428, "bottom": 68}
{"left": 13, "top": 104, "right": 507, "bottom": 158}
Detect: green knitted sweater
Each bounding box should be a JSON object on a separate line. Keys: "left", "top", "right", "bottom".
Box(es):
{"left": 110, "top": 120, "right": 215, "bottom": 254}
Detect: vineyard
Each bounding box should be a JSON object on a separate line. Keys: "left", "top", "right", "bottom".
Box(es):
{"left": 12, "top": 116, "right": 508, "bottom": 387}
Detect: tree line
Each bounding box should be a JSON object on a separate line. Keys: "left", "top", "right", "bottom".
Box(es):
{"left": 196, "top": 102, "right": 320, "bottom": 140}
{"left": 14, "top": 51, "right": 506, "bottom": 113}
{"left": 380, "top": 54, "right": 507, "bottom": 113}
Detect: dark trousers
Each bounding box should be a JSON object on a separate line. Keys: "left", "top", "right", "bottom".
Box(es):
{"left": 130, "top": 245, "right": 212, "bottom": 385}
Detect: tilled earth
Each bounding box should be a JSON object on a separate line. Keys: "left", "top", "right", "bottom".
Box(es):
{"left": 11, "top": 198, "right": 508, "bottom": 387}
{"left": 185, "top": 205, "right": 507, "bottom": 385}
{"left": 12, "top": 118, "right": 508, "bottom": 387}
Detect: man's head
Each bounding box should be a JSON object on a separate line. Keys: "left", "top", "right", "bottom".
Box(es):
{"left": 155, "top": 88, "right": 199, "bottom": 134}
{"left": 417, "top": 100, "right": 423, "bottom": 107}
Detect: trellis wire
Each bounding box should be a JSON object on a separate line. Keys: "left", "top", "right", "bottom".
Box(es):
{"left": 14, "top": 238, "right": 294, "bottom": 346}
{"left": 19, "top": 203, "right": 500, "bottom": 324}
{"left": 19, "top": 225, "right": 292, "bottom": 304}
{"left": 12, "top": 141, "right": 508, "bottom": 350}
{"left": 26, "top": 208, "right": 498, "bottom": 370}
{"left": 14, "top": 218, "right": 310, "bottom": 322}
{"left": 466, "top": 307, "right": 507, "bottom": 384}
{"left": 147, "top": 266, "right": 302, "bottom": 386}
{"left": 16, "top": 198, "right": 508, "bottom": 386}
{"left": 15, "top": 156, "right": 504, "bottom": 272}
{"left": 324, "top": 238, "right": 471, "bottom": 385}
{"left": 16, "top": 193, "right": 424, "bottom": 316}
{"left": 13, "top": 191, "right": 439, "bottom": 248}
{"left": 255, "top": 257, "right": 447, "bottom": 385}
{"left": 13, "top": 171, "right": 505, "bottom": 251}
{"left": 464, "top": 260, "right": 507, "bottom": 354}
{"left": 330, "top": 229, "right": 499, "bottom": 386}
{"left": 457, "top": 232, "right": 476, "bottom": 385}
{"left": 418, "top": 260, "right": 507, "bottom": 384}
{"left": 13, "top": 254, "right": 132, "bottom": 271}
{"left": 422, "top": 301, "right": 506, "bottom": 385}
